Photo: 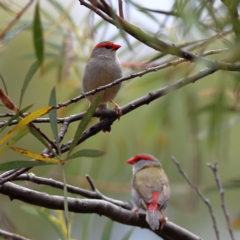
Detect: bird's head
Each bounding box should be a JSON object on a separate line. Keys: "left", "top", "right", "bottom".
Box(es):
{"left": 92, "top": 41, "right": 121, "bottom": 58}
{"left": 126, "top": 154, "right": 162, "bottom": 174}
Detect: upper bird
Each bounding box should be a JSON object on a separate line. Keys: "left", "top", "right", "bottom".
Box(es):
{"left": 82, "top": 41, "right": 122, "bottom": 132}
{"left": 126, "top": 154, "right": 170, "bottom": 230}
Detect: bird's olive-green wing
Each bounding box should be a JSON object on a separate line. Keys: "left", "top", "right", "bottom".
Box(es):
{"left": 133, "top": 166, "right": 167, "bottom": 203}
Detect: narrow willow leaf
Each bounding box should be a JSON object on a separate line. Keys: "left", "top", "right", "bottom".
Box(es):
{"left": 68, "top": 149, "right": 106, "bottom": 160}
{"left": 101, "top": 219, "right": 113, "bottom": 240}
{"left": 49, "top": 87, "right": 60, "bottom": 156}
{"left": 29, "top": 125, "right": 58, "bottom": 159}
{"left": 0, "top": 106, "right": 53, "bottom": 145}
{"left": 0, "top": 126, "right": 29, "bottom": 155}
{"left": 67, "top": 92, "right": 104, "bottom": 157}
{"left": 21, "top": 205, "right": 39, "bottom": 216}
{"left": 10, "top": 146, "right": 59, "bottom": 163}
{"left": 48, "top": 0, "right": 75, "bottom": 28}
{"left": 33, "top": 2, "right": 44, "bottom": 65}
{"left": 21, "top": 206, "right": 66, "bottom": 240}
{"left": 37, "top": 209, "right": 66, "bottom": 240}
{"left": 19, "top": 61, "right": 39, "bottom": 108}
{"left": 3, "top": 24, "right": 31, "bottom": 46}
{"left": 0, "top": 104, "right": 33, "bottom": 133}
{"left": 62, "top": 166, "right": 69, "bottom": 238}
{"left": 121, "top": 228, "right": 134, "bottom": 240}
{"left": 0, "top": 160, "right": 54, "bottom": 171}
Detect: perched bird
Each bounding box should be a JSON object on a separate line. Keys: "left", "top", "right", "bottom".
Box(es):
{"left": 126, "top": 154, "right": 170, "bottom": 230}
{"left": 82, "top": 41, "right": 122, "bottom": 132}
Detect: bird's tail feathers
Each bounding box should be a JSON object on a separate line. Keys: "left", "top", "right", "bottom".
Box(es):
{"left": 146, "top": 210, "right": 159, "bottom": 230}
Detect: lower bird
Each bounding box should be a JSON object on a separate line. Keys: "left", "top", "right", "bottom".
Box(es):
{"left": 126, "top": 154, "right": 170, "bottom": 230}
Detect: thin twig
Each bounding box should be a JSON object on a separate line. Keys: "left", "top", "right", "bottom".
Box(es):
{"left": 138, "top": 7, "right": 181, "bottom": 17}
{"left": 207, "top": 162, "right": 235, "bottom": 240}
{"left": 30, "top": 123, "right": 58, "bottom": 151}
{"left": 0, "top": 229, "right": 30, "bottom": 240}
{"left": 118, "top": 0, "right": 124, "bottom": 18}
{"left": 86, "top": 174, "right": 96, "bottom": 191}
{"left": 58, "top": 120, "right": 70, "bottom": 143}
{"left": 171, "top": 156, "right": 220, "bottom": 240}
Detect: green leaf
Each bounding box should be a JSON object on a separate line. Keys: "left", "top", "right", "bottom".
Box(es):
{"left": 3, "top": 24, "right": 31, "bottom": 46}
{"left": 33, "top": 2, "right": 44, "bottom": 65}
{"left": 68, "top": 149, "right": 106, "bottom": 160}
{"left": 48, "top": 0, "right": 76, "bottom": 29}
{"left": 101, "top": 219, "right": 113, "bottom": 240}
{"left": 19, "top": 61, "right": 39, "bottom": 108}
{"left": 121, "top": 228, "right": 134, "bottom": 240}
{"left": 67, "top": 92, "right": 104, "bottom": 157}
{"left": 0, "top": 160, "right": 54, "bottom": 171}
{"left": 62, "top": 166, "right": 69, "bottom": 238}
{"left": 0, "top": 104, "right": 33, "bottom": 133}
{"left": 0, "top": 126, "right": 29, "bottom": 156}
{"left": 29, "top": 125, "right": 58, "bottom": 159}
{"left": 21, "top": 206, "right": 66, "bottom": 240}
{"left": 49, "top": 87, "right": 60, "bottom": 157}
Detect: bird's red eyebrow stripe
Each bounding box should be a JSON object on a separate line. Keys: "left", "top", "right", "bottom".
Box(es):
{"left": 95, "top": 42, "right": 113, "bottom": 48}
{"left": 95, "top": 42, "right": 121, "bottom": 50}
{"left": 134, "top": 155, "right": 152, "bottom": 161}
{"left": 126, "top": 154, "right": 152, "bottom": 164}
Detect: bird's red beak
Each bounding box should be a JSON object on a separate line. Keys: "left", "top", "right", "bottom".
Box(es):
{"left": 112, "top": 43, "right": 121, "bottom": 51}
{"left": 126, "top": 157, "right": 135, "bottom": 164}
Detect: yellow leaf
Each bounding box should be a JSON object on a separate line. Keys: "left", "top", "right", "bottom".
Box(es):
{"left": 0, "top": 106, "right": 53, "bottom": 145}
{"left": 10, "top": 146, "right": 59, "bottom": 164}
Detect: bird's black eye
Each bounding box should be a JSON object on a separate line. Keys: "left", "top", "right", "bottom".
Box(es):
{"left": 105, "top": 46, "right": 111, "bottom": 49}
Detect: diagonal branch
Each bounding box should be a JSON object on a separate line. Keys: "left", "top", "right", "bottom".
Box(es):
{"left": 0, "top": 67, "right": 217, "bottom": 185}
{"left": 171, "top": 156, "right": 220, "bottom": 240}
{"left": 207, "top": 162, "right": 235, "bottom": 240}
{"left": 0, "top": 181, "right": 202, "bottom": 240}
{"left": 13, "top": 174, "right": 131, "bottom": 210}
{"left": 79, "top": 0, "right": 240, "bottom": 70}
{"left": 0, "top": 229, "right": 30, "bottom": 240}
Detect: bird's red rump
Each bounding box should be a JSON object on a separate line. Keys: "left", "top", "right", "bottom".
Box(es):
{"left": 126, "top": 154, "right": 152, "bottom": 164}
{"left": 146, "top": 192, "right": 159, "bottom": 211}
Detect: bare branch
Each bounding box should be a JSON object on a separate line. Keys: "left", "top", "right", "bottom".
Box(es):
{"left": 0, "top": 67, "right": 217, "bottom": 185}
{"left": 0, "top": 181, "right": 202, "bottom": 240}
{"left": 13, "top": 174, "right": 131, "bottom": 210}
{"left": 0, "top": 229, "right": 30, "bottom": 240}
{"left": 171, "top": 156, "right": 220, "bottom": 240}
{"left": 207, "top": 162, "right": 235, "bottom": 240}
{"left": 118, "top": 0, "right": 124, "bottom": 18}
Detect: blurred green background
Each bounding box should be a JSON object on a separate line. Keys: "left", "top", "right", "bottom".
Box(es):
{"left": 0, "top": 1, "right": 240, "bottom": 240}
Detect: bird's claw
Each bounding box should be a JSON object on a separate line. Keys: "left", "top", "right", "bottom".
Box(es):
{"left": 160, "top": 216, "right": 168, "bottom": 230}
{"left": 132, "top": 208, "right": 139, "bottom": 218}
{"left": 110, "top": 100, "right": 122, "bottom": 120}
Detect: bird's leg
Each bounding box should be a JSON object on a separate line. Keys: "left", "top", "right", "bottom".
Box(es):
{"left": 159, "top": 210, "right": 168, "bottom": 230}
{"left": 110, "top": 100, "right": 122, "bottom": 120}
